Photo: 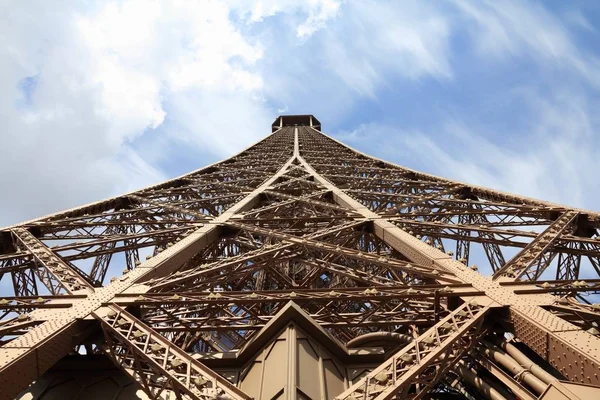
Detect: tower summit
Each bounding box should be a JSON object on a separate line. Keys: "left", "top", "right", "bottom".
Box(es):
{"left": 2, "top": 116, "right": 600, "bottom": 399}
{"left": 271, "top": 114, "right": 321, "bottom": 131}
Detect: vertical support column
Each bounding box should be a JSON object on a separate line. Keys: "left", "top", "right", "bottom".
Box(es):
{"left": 287, "top": 325, "right": 297, "bottom": 400}
{"left": 294, "top": 127, "right": 299, "bottom": 157}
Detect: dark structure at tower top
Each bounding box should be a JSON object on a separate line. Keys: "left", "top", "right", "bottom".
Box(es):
{"left": 272, "top": 114, "right": 321, "bottom": 131}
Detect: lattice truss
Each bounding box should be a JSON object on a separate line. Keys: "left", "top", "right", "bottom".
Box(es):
{"left": 1, "top": 117, "right": 600, "bottom": 400}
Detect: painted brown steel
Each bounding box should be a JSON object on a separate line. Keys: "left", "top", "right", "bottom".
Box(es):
{"left": 1, "top": 127, "right": 296, "bottom": 399}
{"left": 296, "top": 125, "right": 600, "bottom": 388}
{"left": 1, "top": 118, "right": 600, "bottom": 400}
{"left": 97, "top": 305, "right": 251, "bottom": 400}
{"left": 335, "top": 300, "right": 492, "bottom": 400}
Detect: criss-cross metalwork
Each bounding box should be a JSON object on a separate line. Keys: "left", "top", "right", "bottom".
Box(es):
{"left": 1, "top": 115, "right": 600, "bottom": 400}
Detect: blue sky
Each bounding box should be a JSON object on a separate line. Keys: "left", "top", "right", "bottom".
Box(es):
{"left": 1, "top": 0, "right": 599, "bottom": 227}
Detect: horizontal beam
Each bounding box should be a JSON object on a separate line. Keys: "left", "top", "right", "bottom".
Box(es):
{"left": 114, "top": 284, "right": 481, "bottom": 305}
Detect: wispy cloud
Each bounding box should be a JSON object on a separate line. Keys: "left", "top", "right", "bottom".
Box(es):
{"left": 0, "top": 1, "right": 269, "bottom": 226}
{"left": 314, "top": 1, "right": 453, "bottom": 96}
{"left": 2, "top": 0, "right": 600, "bottom": 229}
{"left": 296, "top": 0, "right": 344, "bottom": 39}
{"left": 338, "top": 89, "right": 599, "bottom": 210}
{"left": 453, "top": 0, "right": 600, "bottom": 88}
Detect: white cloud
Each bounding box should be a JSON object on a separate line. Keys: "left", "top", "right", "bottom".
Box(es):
{"left": 296, "top": 0, "right": 343, "bottom": 38}
{"left": 0, "top": 0, "right": 269, "bottom": 226}
{"left": 163, "top": 88, "right": 274, "bottom": 157}
{"left": 313, "top": 1, "right": 453, "bottom": 97}
{"left": 453, "top": 0, "right": 600, "bottom": 88}
{"left": 228, "top": 0, "right": 343, "bottom": 35}
{"left": 248, "top": 0, "right": 454, "bottom": 123}
{"left": 564, "top": 8, "right": 596, "bottom": 32}
{"left": 2, "top": 0, "right": 599, "bottom": 230}
{"left": 339, "top": 89, "right": 599, "bottom": 211}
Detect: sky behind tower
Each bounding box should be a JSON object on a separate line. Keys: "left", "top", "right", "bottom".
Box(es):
{"left": 1, "top": 0, "right": 599, "bottom": 227}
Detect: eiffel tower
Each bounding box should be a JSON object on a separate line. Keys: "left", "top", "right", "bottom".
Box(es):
{"left": 1, "top": 115, "right": 600, "bottom": 400}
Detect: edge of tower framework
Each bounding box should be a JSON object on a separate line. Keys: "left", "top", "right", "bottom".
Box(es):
{"left": 5, "top": 117, "right": 599, "bottom": 230}
{"left": 0, "top": 125, "right": 289, "bottom": 230}
{"left": 306, "top": 125, "right": 600, "bottom": 220}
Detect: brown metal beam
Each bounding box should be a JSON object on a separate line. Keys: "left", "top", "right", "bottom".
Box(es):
{"left": 0, "top": 131, "right": 297, "bottom": 399}
{"left": 96, "top": 305, "right": 251, "bottom": 400}
{"left": 493, "top": 211, "right": 579, "bottom": 281}
{"left": 298, "top": 126, "right": 600, "bottom": 387}
{"left": 335, "top": 300, "right": 492, "bottom": 400}
{"left": 11, "top": 227, "right": 94, "bottom": 294}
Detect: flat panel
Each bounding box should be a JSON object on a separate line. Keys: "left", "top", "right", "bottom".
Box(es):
{"left": 549, "top": 332, "right": 600, "bottom": 385}
{"left": 297, "top": 339, "right": 320, "bottom": 400}
{"left": 240, "top": 361, "right": 264, "bottom": 399}
{"left": 262, "top": 340, "right": 288, "bottom": 400}
{"left": 323, "top": 359, "right": 345, "bottom": 399}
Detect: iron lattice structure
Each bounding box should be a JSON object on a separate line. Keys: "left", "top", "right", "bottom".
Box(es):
{"left": 1, "top": 115, "right": 600, "bottom": 400}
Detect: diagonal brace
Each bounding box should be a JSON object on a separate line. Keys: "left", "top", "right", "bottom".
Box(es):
{"left": 335, "top": 300, "right": 492, "bottom": 400}
{"left": 493, "top": 211, "right": 578, "bottom": 281}
{"left": 11, "top": 227, "right": 94, "bottom": 294}
{"left": 96, "top": 305, "right": 252, "bottom": 400}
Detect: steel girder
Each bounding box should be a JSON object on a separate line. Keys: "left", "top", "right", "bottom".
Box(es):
{"left": 1, "top": 119, "right": 600, "bottom": 400}
{"left": 336, "top": 300, "right": 492, "bottom": 400}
